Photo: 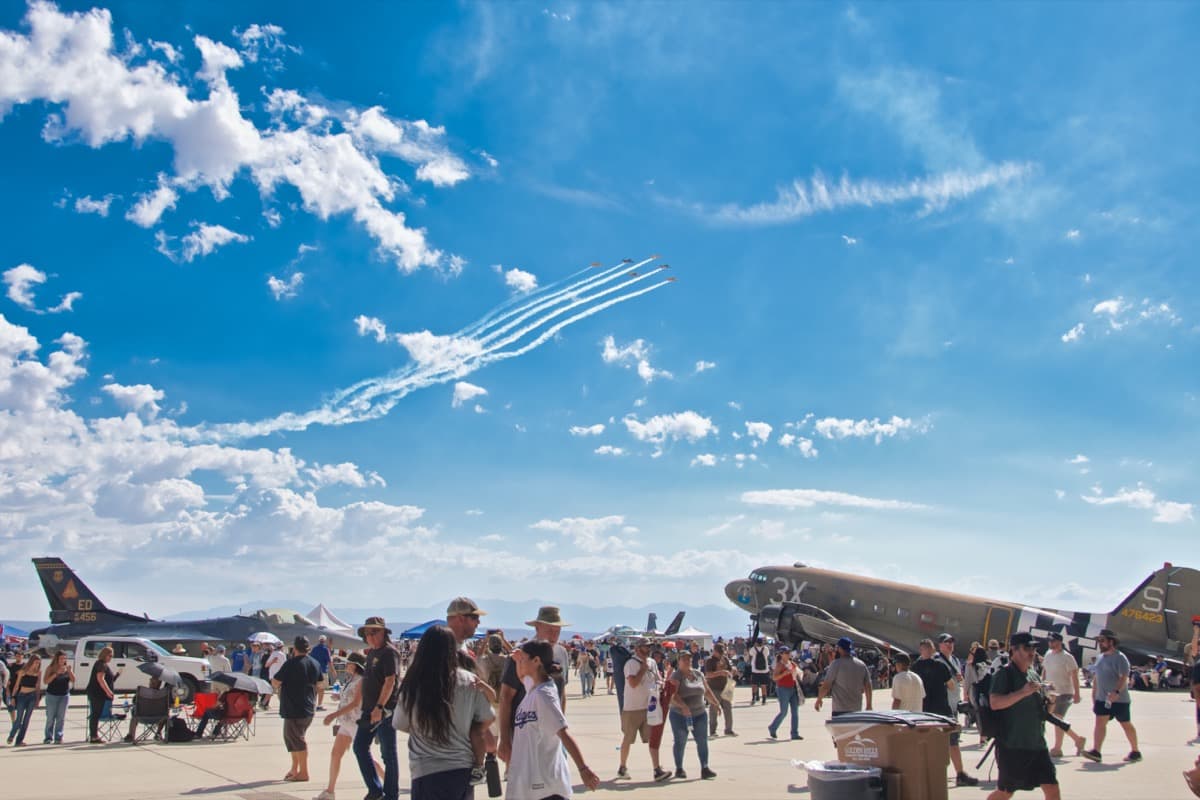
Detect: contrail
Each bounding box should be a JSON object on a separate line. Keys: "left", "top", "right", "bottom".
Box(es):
{"left": 207, "top": 258, "right": 673, "bottom": 440}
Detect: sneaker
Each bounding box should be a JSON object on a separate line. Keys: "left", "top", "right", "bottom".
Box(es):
{"left": 316, "top": 706, "right": 326, "bottom": 711}
{"left": 1082, "top": 749, "right": 1102, "bottom": 763}
{"left": 791, "top": 734, "right": 804, "bottom": 740}
{"left": 469, "top": 767, "right": 485, "bottom": 785}
{"left": 43, "top": 739, "right": 52, "bottom": 745}
{"left": 1125, "top": 751, "right": 1143, "bottom": 763}
{"left": 1049, "top": 748, "right": 1064, "bottom": 758}
{"left": 955, "top": 773, "right": 979, "bottom": 787}
{"left": 313, "top": 792, "right": 335, "bottom": 800}
{"left": 768, "top": 728, "right": 778, "bottom": 739}
{"left": 674, "top": 769, "right": 687, "bottom": 779}
{"left": 653, "top": 767, "right": 672, "bottom": 782}
{"left": 362, "top": 792, "right": 384, "bottom": 800}
{"left": 616, "top": 766, "right": 630, "bottom": 780}
{"left": 54, "top": 738, "right": 63, "bottom": 744}
{"left": 701, "top": 767, "right": 717, "bottom": 780}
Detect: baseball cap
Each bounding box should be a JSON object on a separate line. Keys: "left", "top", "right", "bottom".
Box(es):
{"left": 293, "top": 635, "right": 310, "bottom": 651}
{"left": 1048, "top": 631, "right": 1064, "bottom": 642}
{"left": 447, "top": 597, "right": 487, "bottom": 617}
{"left": 936, "top": 633, "right": 955, "bottom": 644}
{"left": 1097, "top": 628, "right": 1119, "bottom": 642}
{"left": 1009, "top": 632, "right": 1035, "bottom": 648}
{"left": 836, "top": 636, "right": 854, "bottom": 652}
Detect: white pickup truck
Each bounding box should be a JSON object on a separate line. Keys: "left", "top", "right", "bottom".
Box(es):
{"left": 51, "top": 635, "right": 211, "bottom": 703}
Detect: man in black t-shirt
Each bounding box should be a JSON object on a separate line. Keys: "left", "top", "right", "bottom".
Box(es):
{"left": 272, "top": 636, "right": 321, "bottom": 782}
{"left": 353, "top": 617, "right": 400, "bottom": 800}
{"left": 497, "top": 605, "right": 570, "bottom": 764}
{"left": 912, "top": 639, "right": 978, "bottom": 787}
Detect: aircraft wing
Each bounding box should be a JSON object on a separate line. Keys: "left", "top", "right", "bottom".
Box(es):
{"left": 758, "top": 602, "right": 895, "bottom": 653}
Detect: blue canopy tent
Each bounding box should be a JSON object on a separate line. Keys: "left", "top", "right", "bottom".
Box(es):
{"left": 400, "top": 620, "right": 444, "bottom": 639}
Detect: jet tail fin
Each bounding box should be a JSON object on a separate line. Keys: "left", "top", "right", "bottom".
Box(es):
{"left": 662, "top": 611, "right": 686, "bottom": 637}
{"left": 33, "top": 557, "right": 143, "bottom": 625}
{"left": 1106, "top": 562, "right": 1200, "bottom": 650}
{"left": 646, "top": 613, "right": 658, "bottom": 634}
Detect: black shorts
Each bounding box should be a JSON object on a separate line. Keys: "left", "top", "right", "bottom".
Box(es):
{"left": 412, "top": 767, "right": 472, "bottom": 800}
{"left": 995, "top": 744, "right": 1057, "bottom": 793}
{"left": 751, "top": 673, "right": 771, "bottom": 686}
{"left": 283, "top": 716, "right": 312, "bottom": 752}
{"left": 1093, "top": 700, "right": 1132, "bottom": 723}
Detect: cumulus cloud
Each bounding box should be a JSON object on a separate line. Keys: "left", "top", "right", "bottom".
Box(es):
{"left": 691, "top": 453, "right": 717, "bottom": 467}
{"left": 741, "top": 488, "right": 930, "bottom": 511}
{"left": 600, "top": 335, "right": 673, "bottom": 383}
{"left": 1061, "top": 323, "right": 1085, "bottom": 343}
{"left": 694, "top": 360, "right": 716, "bottom": 373}
{"left": 354, "top": 315, "right": 389, "bottom": 343}
{"left": 745, "top": 421, "right": 772, "bottom": 443}
{"left": 1080, "top": 484, "right": 1192, "bottom": 524}
{"left": 569, "top": 423, "right": 605, "bottom": 436}
{"left": 102, "top": 382, "right": 165, "bottom": 416}
{"left": 494, "top": 265, "right": 538, "bottom": 293}
{"left": 593, "top": 445, "right": 625, "bottom": 456}
{"left": 624, "top": 411, "right": 716, "bottom": 452}
{"left": 164, "top": 223, "right": 250, "bottom": 263}
{"left": 267, "top": 272, "right": 303, "bottom": 300}
{"left": 1068, "top": 454, "right": 1089, "bottom": 465}
{"left": 813, "top": 415, "right": 930, "bottom": 443}
{"left": 530, "top": 515, "right": 631, "bottom": 554}
{"left": 73, "top": 194, "right": 114, "bottom": 216}
{"left": 0, "top": 3, "right": 471, "bottom": 273}
{"left": 778, "top": 433, "right": 818, "bottom": 458}
{"left": 3, "top": 264, "right": 82, "bottom": 314}
{"left": 451, "top": 381, "right": 487, "bottom": 409}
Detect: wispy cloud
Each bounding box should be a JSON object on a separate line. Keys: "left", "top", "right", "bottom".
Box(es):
{"left": 688, "top": 163, "right": 1032, "bottom": 227}
{"left": 742, "top": 488, "right": 930, "bottom": 511}
{"left": 1081, "top": 484, "right": 1192, "bottom": 524}
{"left": 813, "top": 415, "right": 931, "bottom": 443}
{"left": 2, "top": 264, "right": 82, "bottom": 314}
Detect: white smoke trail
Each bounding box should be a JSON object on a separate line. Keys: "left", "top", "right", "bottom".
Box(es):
{"left": 208, "top": 259, "right": 671, "bottom": 440}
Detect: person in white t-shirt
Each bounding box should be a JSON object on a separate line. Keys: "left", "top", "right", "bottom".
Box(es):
{"left": 890, "top": 653, "right": 926, "bottom": 712}
{"left": 261, "top": 643, "right": 286, "bottom": 710}
{"left": 1042, "top": 632, "right": 1082, "bottom": 758}
{"left": 507, "top": 641, "right": 599, "bottom": 800}
{"left": 617, "top": 638, "right": 666, "bottom": 781}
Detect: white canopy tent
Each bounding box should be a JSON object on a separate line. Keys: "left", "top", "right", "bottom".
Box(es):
{"left": 307, "top": 603, "right": 355, "bottom": 634}
{"left": 673, "top": 625, "right": 713, "bottom": 649}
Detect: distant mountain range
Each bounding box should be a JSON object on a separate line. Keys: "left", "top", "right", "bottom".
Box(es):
{"left": 159, "top": 597, "right": 755, "bottom": 638}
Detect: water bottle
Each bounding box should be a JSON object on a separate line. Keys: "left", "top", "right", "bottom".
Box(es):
{"left": 122, "top": 699, "right": 130, "bottom": 714}
{"left": 485, "top": 753, "right": 502, "bottom": 797}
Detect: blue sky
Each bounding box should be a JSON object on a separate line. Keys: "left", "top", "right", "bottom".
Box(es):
{"left": 1, "top": 1, "right": 1197, "bottom": 622}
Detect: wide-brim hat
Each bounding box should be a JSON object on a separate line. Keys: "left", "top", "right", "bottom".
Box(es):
{"left": 346, "top": 652, "right": 367, "bottom": 669}
{"left": 526, "top": 605, "right": 570, "bottom": 627}
{"left": 358, "top": 616, "right": 392, "bottom": 638}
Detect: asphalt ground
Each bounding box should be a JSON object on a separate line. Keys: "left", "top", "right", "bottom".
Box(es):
{"left": 3, "top": 685, "right": 1197, "bottom": 799}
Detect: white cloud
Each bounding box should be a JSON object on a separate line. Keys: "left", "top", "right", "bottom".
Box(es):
{"left": 102, "top": 382, "right": 165, "bottom": 416}
{"left": 813, "top": 415, "right": 930, "bottom": 443}
{"left": 1055, "top": 490, "right": 1066, "bottom": 500}
{"left": 1081, "top": 484, "right": 1192, "bottom": 524}
{"left": 691, "top": 453, "right": 717, "bottom": 467}
{"left": 569, "top": 424, "right": 605, "bottom": 437}
{"left": 1092, "top": 297, "right": 1127, "bottom": 320}
{"left": 177, "top": 223, "right": 250, "bottom": 263}
{"left": 745, "top": 421, "right": 773, "bottom": 443}
{"left": 354, "top": 315, "right": 389, "bottom": 343}
{"left": 600, "top": 335, "right": 672, "bottom": 383}
{"left": 1068, "top": 454, "right": 1089, "bottom": 465}
{"left": 2, "top": 264, "right": 81, "bottom": 314}
{"left": 73, "top": 194, "right": 114, "bottom": 216}
{"left": 531, "top": 515, "right": 630, "bottom": 554}
{"left": 1061, "top": 323, "right": 1085, "bottom": 343}
{"left": 593, "top": 445, "right": 625, "bottom": 456}
{"left": 727, "top": 401, "right": 742, "bottom": 411}
{"left": 267, "top": 272, "right": 304, "bottom": 300}
{"left": 841, "top": 234, "right": 858, "bottom": 245}
{"left": 306, "top": 462, "right": 385, "bottom": 489}
{"left": 466, "top": 509, "right": 484, "bottom": 516}
{"left": 1087, "top": 297, "right": 1181, "bottom": 334}
{"left": 694, "top": 163, "right": 1032, "bottom": 226}
{"left": 451, "top": 381, "right": 487, "bottom": 409}
{"left": 148, "top": 39, "right": 179, "bottom": 63}
{"left": 1065, "top": 229, "right": 1081, "bottom": 240}
{"left": 742, "top": 488, "right": 930, "bottom": 511}
{"left": 1, "top": 4, "right": 470, "bottom": 273}
{"left": 778, "top": 433, "right": 818, "bottom": 458}
{"left": 394, "top": 330, "right": 485, "bottom": 368}
{"left": 502, "top": 267, "right": 538, "bottom": 293}
{"left": 694, "top": 360, "right": 716, "bottom": 373}
{"left": 624, "top": 411, "right": 717, "bottom": 451}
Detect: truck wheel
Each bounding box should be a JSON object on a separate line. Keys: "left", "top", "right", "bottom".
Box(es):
{"left": 177, "top": 676, "right": 199, "bottom": 705}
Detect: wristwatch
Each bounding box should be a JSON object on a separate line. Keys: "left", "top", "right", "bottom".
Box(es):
{"left": 375, "top": 703, "right": 386, "bottom": 711}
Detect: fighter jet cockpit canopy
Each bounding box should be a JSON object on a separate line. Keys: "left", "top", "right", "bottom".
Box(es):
{"left": 252, "top": 608, "right": 318, "bottom": 626}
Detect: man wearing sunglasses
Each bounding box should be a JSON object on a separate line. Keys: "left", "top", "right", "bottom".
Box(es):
{"left": 1081, "top": 628, "right": 1140, "bottom": 763}
{"left": 986, "top": 632, "right": 1059, "bottom": 799}
{"left": 354, "top": 617, "right": 399, "bottom": 800}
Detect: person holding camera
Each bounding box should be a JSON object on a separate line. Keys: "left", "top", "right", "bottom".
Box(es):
{"left": 985, "top": 632, "right": 1059, "bottom": 800}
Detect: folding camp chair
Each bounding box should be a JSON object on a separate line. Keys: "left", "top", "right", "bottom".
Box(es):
{"left": 210, "top": 690, "right": 255, "bottom": 742}
{"left": 91, "top": 699, "right": 126, "bottom": 742}
{"left": 189, "top": 691, "right": 219, "bottom": 723}
{"left": 129, "top": 686, "right": 171, "bottom": 743}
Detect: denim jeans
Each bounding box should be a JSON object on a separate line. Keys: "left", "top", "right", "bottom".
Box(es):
{"left": 353, "top": 715, "right": 399, "bottom": 800}
{"left": 43, "top": 693, "right": 69, "bottom": 742}
{"left": 769, "top": 685, "right": 799, "bottom": 737}
{"left": 580, "top": 671, "right": 595, "bottom": 696}
{"left": 668, "top": 708, "right": 709, "bottom": 770}
{"left": 10, "top": 692, "right": 37, "bottom": 744}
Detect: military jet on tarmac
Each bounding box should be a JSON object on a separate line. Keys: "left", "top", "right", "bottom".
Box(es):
{"left": 28, "top": 557, "right": 364, "bottom": 652}
{"left": 725, "top": 561, "right": 1200, "bottom": 666}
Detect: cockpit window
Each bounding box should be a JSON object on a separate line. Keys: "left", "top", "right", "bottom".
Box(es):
{"left": 747, "top": 571, "right": 769, "bottom": 583}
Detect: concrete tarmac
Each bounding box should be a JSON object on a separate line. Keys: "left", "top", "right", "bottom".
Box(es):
{"left": 3, "top": 686, "right": 1197, "bottom": 799}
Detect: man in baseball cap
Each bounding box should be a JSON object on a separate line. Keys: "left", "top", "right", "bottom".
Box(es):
{"left": 1082, "top": 628, "right": 1140, "bottom": 763}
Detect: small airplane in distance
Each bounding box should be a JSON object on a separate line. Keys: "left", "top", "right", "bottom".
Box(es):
{"left": 589, "top": 262, "right": 602, "bottom": 267}
{"left": 651, "top": 253, "right": 661, "bottom": 258}
{"left": 658, "top": 264, "right": 670, "bottom": 269}
{"left": 622, "top": 258, "right": 634, "bottom": 263}
{"left": 726, "top": 561, "right": 1200, "bottom": 666}
{"left": 666, "top": 277, "right": 677, "bottom": 282}
{"left": 627, "top": 271, "right": 639, "bottom": 277}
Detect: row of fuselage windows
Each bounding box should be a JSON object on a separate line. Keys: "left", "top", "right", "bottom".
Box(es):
{"left": 842, "top": 598, "right": 962, "bottom": 629}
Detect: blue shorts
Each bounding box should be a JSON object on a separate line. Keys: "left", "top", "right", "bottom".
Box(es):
{"left": 1093, "top": 700, "right": 1131, "bottom": 723}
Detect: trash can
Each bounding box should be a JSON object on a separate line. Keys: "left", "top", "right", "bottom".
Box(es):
{"left": 826, "top": 711, "right": 957, "bottom": 800}
{"left": 801, "top": 761, "right": 884, "bottom": 800}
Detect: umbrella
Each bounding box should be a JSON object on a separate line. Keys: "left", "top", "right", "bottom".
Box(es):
{"left": 210, "top": 671, "right": 273, "bottom": 695}
{"left": 138, "top": 662, "right": 182, "bottom": 686}
{"left": 571, "top": 634, "right": 584, "bottom": 640}
{"left": 247, "top": 631, "right": 282, "bottom": 645}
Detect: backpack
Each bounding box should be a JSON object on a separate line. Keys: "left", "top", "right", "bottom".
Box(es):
{"left": 753, "top": 648, "right": 767, "bottom": 671}
{"left": 167, "top": 716, "right": 196, "bottom": 742}
{"left": 481, "top": 652, "right": 507, "bottom": 694}
{"left": 975, "top": 656, "right": 1012, "bottom": 740}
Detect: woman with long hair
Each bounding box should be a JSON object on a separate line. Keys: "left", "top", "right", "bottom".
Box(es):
{"left": 86, "top": 646, "right": 117, "bottom": 744}
{"left": 665, "top": 650, "right": 720, "bottom": 780}
{"left": 393, "top": 625, "right": 494, "bottom": 800}
{"left": 508, "top": 640, "right": 600, "bottom": 800}
{"left": 768, "top": 649, "right": 802, "bottom": 740}
{"left": 6, "top": 654, "right": 41, "bottom": 746}
{"left": 42, "top": 651, "right": 74, "bottom": 744}
{"left": 313, "top": 653, "right": 384, "bottom": 800}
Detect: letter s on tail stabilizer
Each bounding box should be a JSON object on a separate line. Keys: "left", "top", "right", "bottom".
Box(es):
{"left": 33, "top": 557, "right": 144, "bottom": 625}
{"left": 1105, "top": 561, "right": 1200, "bottom": 647}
